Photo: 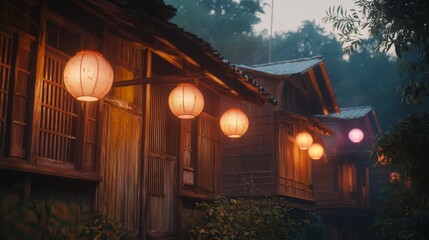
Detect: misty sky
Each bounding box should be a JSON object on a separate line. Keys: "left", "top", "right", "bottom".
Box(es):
{"left": 254, "top": 0, "right": 356, "bottom": 34}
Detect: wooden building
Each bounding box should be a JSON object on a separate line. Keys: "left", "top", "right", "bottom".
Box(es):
{"left": 313, "top": 106, "right": 382, "bottom": 240}
{"left": 221, "top": 56, "right": 339, "bottom": 206}
{"left": 0, "top": 0, "right": 275, "bottom": 239}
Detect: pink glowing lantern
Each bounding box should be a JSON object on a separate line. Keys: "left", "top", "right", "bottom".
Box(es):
{"left": 348, "top": 128, "right": 364, "bottom": 143}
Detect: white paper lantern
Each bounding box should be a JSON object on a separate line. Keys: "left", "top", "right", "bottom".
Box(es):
{"left": 219, "top": 108, "right": 249, "bottom": 138}
{"left": 308, "top": 143, "right": 324, "bottom": 160}
{"left": 295, "top": 132, "right": 313, "bottom": 150}
{"left": 348, "top": 128, "right": 364, "bottom": 143}
{"left": 168, "top": 83, "right": 204, "bottom": 119}
{"left": 63, "top": 50, "right": 113, "bottom": 101}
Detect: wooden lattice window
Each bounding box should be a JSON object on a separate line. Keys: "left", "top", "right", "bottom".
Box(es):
{"left": 197, "top": 114, "right": 219, "bottom": 192}
{"left": 38, "top": 53, "right": 78, "bottom": 164}
{"left": 0, "top": 31, "right": 13, "bottom": 155}
{"left": 0, "top": 29, "right": 34, "bottom": 159}
{"left": 182, "top": 112, "right": 219, "bottom": 196}
{"left": 37, "top": 51, "right": 97, "bottom": 170}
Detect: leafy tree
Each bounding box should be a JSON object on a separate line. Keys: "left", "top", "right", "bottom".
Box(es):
{"left": 323, "top": 0, "right": 429, "bottom": 103}
{"left": 373, "top": 178, "right": 429, "bottom": 240}
{"left": 373, "top": 113, "right": 429, "bottom": 198}
{"left": 271, "top": 21, "right": 343, "bottom": 62}
{"left": 165, "top": 0, "right": 268, "bottom": 64}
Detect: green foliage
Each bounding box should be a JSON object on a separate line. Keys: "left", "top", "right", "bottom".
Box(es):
{"left": 189, "top": 197, "right": 319, "bottom": 240}
{"left": 323, "top": 0, "right": 429, "bottom": 103}
{"left": 76, "top": 211, "right": 122, "bottom": 240}
{"left": 373, "top": 113, "right": 429, "bottom": 198}
{"left": 0, "top": 192, "right": 122, "bottom": 240}
{"left": 373, "top": 176, "right": 429, "bottom": 239}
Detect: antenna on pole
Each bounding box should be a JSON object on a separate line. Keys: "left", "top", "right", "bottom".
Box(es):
{"left": 268, "top": 0, "right": 274, "bottom": 63}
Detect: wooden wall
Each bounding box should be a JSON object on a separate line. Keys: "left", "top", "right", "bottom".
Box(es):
{"left": 221, "top": 80, "right": 277, "bottom": 196}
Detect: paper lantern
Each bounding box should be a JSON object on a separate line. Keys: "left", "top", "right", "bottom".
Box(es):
{"left": 219, "top": 108, "right": 249, "bottom": 138}
{"left": 64, "top": 50, "right": 113, "bottom": 101}
{"left": 308, "top": 143, "right": 324, "bottom": 160}
{"left": 348, "top": 128, "right": 364, "bottom": 143}
{"left": 168, "top": 83, "right": 204, "bottom": 119}
{"left": 295, "top": 132, "right": 313, "bottom": 150}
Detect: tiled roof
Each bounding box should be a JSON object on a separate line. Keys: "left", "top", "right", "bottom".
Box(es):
{"left": 238, "top": 56, "right": 324, "bottom": 76}
{"left": 98, "top": 0, "right": 277, "bottom": 105}
{"left": 316, "top": 106, "right": 374, "bottom": 119}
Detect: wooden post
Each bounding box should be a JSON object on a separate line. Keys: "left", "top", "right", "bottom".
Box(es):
{"left": 29, "top": 0, "right": 47, "bottom": 165}
{"left": 140, "top": 48, "right": 151, "bottom": 240}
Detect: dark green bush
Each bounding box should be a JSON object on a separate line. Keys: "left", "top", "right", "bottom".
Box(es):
{"left": 190, "top": 197, "right": 318, "bottom": 240}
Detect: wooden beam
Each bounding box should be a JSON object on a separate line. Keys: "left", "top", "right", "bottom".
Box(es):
{"left": 112, "top": 73, "right": 207, "bottom": 88}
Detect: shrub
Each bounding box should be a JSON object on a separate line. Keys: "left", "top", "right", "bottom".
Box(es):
{"left": 190, "top": 196, "right": 318, "bottom": 240}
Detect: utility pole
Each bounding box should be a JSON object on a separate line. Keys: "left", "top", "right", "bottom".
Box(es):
{"left": 268, "top": 0, "right": 274, "bottom": 63}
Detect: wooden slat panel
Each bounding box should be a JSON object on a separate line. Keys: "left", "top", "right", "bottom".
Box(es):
{"left": 10, "top": 37, "right": 33, "bottom": 158}
{"left": 84, "top": 103, "right": 97, "bottom": 172}
{"left": 222, "top": 171, "right": 275, "bottom": 196}
{"left": 38, "top": 53, "right": 77, "bottom": 163}
{"left": 98, "top": 104, "right": 142, "bottom": 234}
{"left": 147, "top": 85, "right": 177, "bottom": 234}
{"left": 197, "top": 115, "right": 218, "bottom": 192}
{"left": 0, "top": 31, "right": 13, "bottom": 154}
{"left": 148, "top": 159, "right": 176, "bottom": 234}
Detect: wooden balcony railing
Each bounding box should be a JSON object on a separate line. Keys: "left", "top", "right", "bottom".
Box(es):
{"left": 222, "top": 171, "right": 276, "bottom": 196}
{"left": 315, "top": 190, "right": 370, "bottom": 208}
{"left": 279, "top": 177, "right": 314, "bottom": 200}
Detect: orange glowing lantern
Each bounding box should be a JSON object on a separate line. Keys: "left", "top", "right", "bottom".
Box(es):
{"left": 348, "top": 128, "right": 364, "bottom": 143}
{"left": 219, "top": 108, "right": 249, "bottom": 138}
{"left": 64, "top": 50, "right": 113, "bottom": 101}
{"left": 168, "top": 83, "right": 204, "bottom": 119}
{"left": 295, "top": 132, "right": 313, "bottom": 150}
{"left": 308, "top": 143, "right": 324, "bottom": 160}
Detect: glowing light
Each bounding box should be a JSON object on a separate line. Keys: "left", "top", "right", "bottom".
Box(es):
{"left": 308, "top": 143, "right": 324, "bottom": 160}
{"left": 64, "top": 50, "right": 113, "bottom": 101}
{"left": 219, "top": 108, "right": 249, "bottom": 138}
{"left": 168, "top": 83, "right": 204, "bottom": 119}
{"left": 348, "top": 128, "right": 364, "bottom": 143}
{"left": 296, "top": 132, "right": 313, "bottom": 150}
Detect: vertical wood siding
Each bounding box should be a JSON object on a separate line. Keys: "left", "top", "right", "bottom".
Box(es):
{"left": 197, "top": 115, "right": 218, "bottom": 192}
{"left": 278, "top": 123, "right": 313, "bottom": 200}
{"left": 98, "top": 104, "right": 142, "bottom": 235}
{"left": 147, "top": 85, "right": 177, "bottom": 236}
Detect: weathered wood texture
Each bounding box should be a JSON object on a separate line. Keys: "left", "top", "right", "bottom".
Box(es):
{"left": 221, "top": 77, "right": 315, "bottom": 201}
{"left": 0, "top": 31, "right": 13, "bottom": 156}
{"left": 220, "top": 82, "right": 276, "bottom": 195}
{"left": 147, "top": 85, "right": 178, "bottom": 237}
{"left": 98, "top": 104, "right": 142, "bottom": 235}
